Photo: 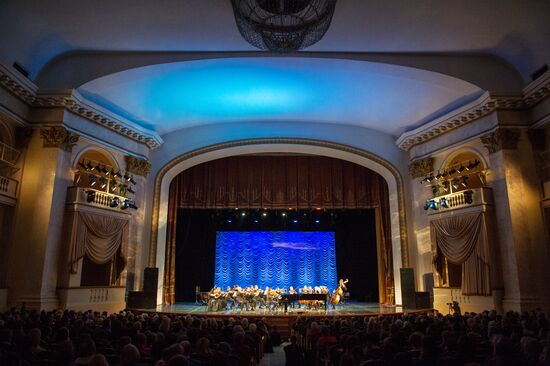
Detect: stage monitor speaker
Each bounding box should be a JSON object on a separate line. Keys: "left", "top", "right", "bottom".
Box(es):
{"left": 415, "top": 291, "right": 432, "bottom": 309}
{"left": 400, "top": 268, "right": 416, "bottom": 309}
{"left": 422, "top": 273, "right": 434, "bottom": 297}
{"left": 127, "top": 291, "right": 156, "bottom": 309}
{"left": 143, "top": 267, "right": 159, "bottom": 293}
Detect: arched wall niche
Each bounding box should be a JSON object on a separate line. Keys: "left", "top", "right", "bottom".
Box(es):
{"left": 72, "top": 145, "right": 120, "bottom": 171}
{"left": 438, "top": 148, "right": 488, "bottom": 193}
{"left": 148, "top": 138, "right": 410, "bottom": 306}
{"left": 438, "top": 147, "right": 488, "bottom": 173}
{"left": 0, "top": 117, "right": 15, "bottom": 147}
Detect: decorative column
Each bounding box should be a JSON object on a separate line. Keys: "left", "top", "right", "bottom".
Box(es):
{"left": 124, "top": 156, "right": 152, "bottom": 292}
{"left": 408, "top": 157, "right": 434, "bottom": 292}
{"left": 481, "top": 127, "right": 549, "bottom": 311}
{"left": 7, "top": 126, "right": 79, "bottom": 309}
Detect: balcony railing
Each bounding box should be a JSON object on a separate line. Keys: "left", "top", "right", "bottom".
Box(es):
{"left": 66, "top": 186, "right": 132, "bottom": 213}
{"left": 57, "top": 286, "right": 126, "bottom": 312}
{"left": 0, "top": 141, "right": 20, "bottom": 166}
{"left": 0, "top": 175, "right": 18, "bottom": 199}
{"left": 427, "top": 187, "right": 492, "bottom": 214}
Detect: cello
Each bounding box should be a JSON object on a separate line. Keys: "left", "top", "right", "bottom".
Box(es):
{"left": 330, "top": 278, "right": 349, "bottom": 308}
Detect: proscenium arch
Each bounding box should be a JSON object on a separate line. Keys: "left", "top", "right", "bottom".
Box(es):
{"left": 149, "top": 138, "right": 409, "bottom": 306}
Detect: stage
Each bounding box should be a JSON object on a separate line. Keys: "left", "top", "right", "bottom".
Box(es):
{"left": 130, "top": 301, "right": 432, "bottom": 318}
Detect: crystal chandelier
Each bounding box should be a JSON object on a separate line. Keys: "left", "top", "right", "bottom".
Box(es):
{"left": 230, "top": 0, "right": 338, "bottom": 53}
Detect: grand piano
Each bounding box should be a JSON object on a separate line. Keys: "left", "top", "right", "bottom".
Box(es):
{"left": 280, "top": 293, "right": 329, "bottom": 311}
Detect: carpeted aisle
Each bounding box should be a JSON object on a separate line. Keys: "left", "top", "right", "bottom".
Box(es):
{"left": 260, "top": 344, "right": 288, "bottom": 366}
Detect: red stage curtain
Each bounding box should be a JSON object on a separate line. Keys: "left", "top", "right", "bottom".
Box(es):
{"left": 163, "top": 156, "right": 393, "bottom": 304}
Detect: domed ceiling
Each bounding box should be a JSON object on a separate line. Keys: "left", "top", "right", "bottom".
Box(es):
{"left": 78, "top": 57, "right": 482, "bottom": 136}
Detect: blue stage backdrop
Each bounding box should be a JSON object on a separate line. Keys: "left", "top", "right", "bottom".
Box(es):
{"left": 214, "top": 231, "right": 337, "bottom": 291}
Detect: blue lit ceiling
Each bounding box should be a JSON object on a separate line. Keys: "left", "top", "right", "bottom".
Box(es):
{"left": 77, "top": 57, "right": 482, "bottom": 136}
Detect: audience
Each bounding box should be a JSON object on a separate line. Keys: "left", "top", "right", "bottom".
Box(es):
{"left": 291, "top": 309, "right": 550, "bottom": 366}
{"left": 0, "top": 307, "right": 548, "bottom": 365}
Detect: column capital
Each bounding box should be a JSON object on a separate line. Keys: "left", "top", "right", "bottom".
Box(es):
{"left": 125, "top": 156, "right": 151, "bottom": 177}
{"left": 409, "top": 157, "right": 434, "bottom": 179}
{"left": 480, "top": 128, "right": 520, "bottom": 154}
{"left": 39, "top": 126, "right": 79, "bottom": 152}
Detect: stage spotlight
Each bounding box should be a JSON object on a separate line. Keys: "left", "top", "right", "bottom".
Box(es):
{"left": 452, "top": 179, "right": 460, "bottom": 190}
{"left": 89, "top": 174, "right": 97, "bottom": 186}
{"left": 110, "top": 197, "right": 120, "bottom": 208}
{"left": 281, "top": 212, "right": 287, "bottom": 217}
{"left": 262, "top": 212, "right": 267, "bottom": 217}
{"left": 227, "top": 219, "right": 232, "bottom": 223}
{"left": 114, "top": 171, "right": 122, "bottom": 178}
{"left": 432, "top": 185, "right": 440, "bottom": 196}
{"left": 74, "top": 173, "right": 82, "bottom": 185}
{"left": 457, "top": 165, "right": 466, "bottom": 173}
{"left": 95, "top": 164, "right": 102, "bottom": 172}
{"left": 254, "top": 219, "right": 259, "bottom": 223}
{"left": 423, "top": 199, "right": 438, "bottom": 210}
{"left": 78, "top": 161, "right": 87, "bottom": 170}
{"left": 425, "top": 175, "right": 434, "bottom": 183}
{"left": 110, "top": 183, "right": 117, "bottom": 192}
{"left": 466, "top": 160, "right": 480, "bottom": 170}
{"left": 293, "top": 219, "right": 298, "bottom": 223}
{"left": 315, "top": 220, "right": 320, "bottom": 224}
{"left": 448, "top": 168, "right": 457, "bottom": 175}
{"left": 86, "top": 162, "right": 95, "bottom": 171}
{"left": 439, "top": 197, "right": 449, "bottom": 208}
{"left": 86, "top": 190, "right": 95, "bottom": 203}
{"left": 435, "top": 171, "right": 444, "bottom": 180}
{"left": 99, "top": 177, "right": 107, "bottom": 189}
{"left": 127, "top": 187, "right": 136, "bottom": 194}
{"left": 461, "top": 175, "right": 469, "bottom": 187}
{"left": 119, "top": 184, "right": 127, "bottom": 195}
{"left": 121, "top": 199, "right": 138, "bottom": 210}
{"left": 464, "top": 190, "right": 474, "bottom": 204}
{"left": 129, "top": 176, "right": 137, "bottom": 185}
{"left": 442, "top": 181, "right": 450, "bottom": 192}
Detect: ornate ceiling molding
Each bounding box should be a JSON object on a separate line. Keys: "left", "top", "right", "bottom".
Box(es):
{"left": 0, "top": 65, "right": 162, "bottom": 149}
{"left": 1, "top": 60, "right": 548, "bottom": 152}
{"left": 0, "top": 63, "right": 38, "bottom": 104}
{"left": 34, "top": 91, "right": 163, "bottom": 149}
{"left": 396, "top": 71, "right": 550, "bottom": 151}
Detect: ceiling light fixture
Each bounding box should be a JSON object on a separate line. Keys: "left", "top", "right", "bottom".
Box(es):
{"left": 230, "top": 0, "right": 337, "bottom": 53}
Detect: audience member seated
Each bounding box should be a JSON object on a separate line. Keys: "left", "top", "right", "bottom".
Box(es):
{"left": 284, "top": 335, "right": 305, "bottom": 365}
{"left": 0, "top": 307, "right": 548, "bottom": 366}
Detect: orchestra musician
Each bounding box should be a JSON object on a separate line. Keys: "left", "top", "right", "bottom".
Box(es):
{"left": 330, "top": 278, "right": 349, "bottom": 309}
{"left": 203, "top": 281, "right": 347, "bottom": 313}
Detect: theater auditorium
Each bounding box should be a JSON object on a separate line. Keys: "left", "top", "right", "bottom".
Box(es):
{"left": 0, "top": 1, "right": 549, "bottom": 365}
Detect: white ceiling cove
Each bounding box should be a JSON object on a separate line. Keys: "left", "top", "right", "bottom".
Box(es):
{"left": 78, "top": 57, "right": 482, "bottom": 136}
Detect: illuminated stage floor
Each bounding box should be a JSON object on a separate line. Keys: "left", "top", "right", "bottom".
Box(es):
{"left": 142, "top": 302, "right": 420, "bottom": 317}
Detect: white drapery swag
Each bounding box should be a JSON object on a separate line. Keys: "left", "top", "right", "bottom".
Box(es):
{"left": 69, "top": 211, "right": 129, "bottom": 273}
{"left": 430, "top": 212, "right": 491, "bottom": 296}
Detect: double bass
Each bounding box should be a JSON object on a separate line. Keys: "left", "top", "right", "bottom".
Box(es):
{"left": 330, "top": 278, "right": 349, "bottom": 307}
